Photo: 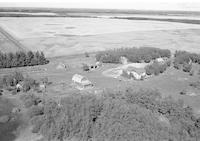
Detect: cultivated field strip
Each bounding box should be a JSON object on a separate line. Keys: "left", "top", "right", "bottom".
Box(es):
{"left": 0, "top": 26, "right": 27, "bottom": 51}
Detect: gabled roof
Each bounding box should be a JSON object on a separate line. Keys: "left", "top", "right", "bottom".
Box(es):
{"left": 72, "top": 74, "right": 92, "bottom": 86}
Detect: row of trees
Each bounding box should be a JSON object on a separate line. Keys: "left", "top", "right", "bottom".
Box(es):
{"left": 96, "top": 47, "right": 171, "bottom": 63}
{"left": 26, "top": 88, "right": 200, "bottom": 141}
{"left": 0, "top": 51, "right": 49, "bottom": 68}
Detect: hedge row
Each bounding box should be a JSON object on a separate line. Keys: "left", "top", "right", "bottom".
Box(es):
{"left": 96, "top": 47, "right": 171, "bottom": 63}
{"left": 0, "top": 51, "right": 49, "bottom": 68}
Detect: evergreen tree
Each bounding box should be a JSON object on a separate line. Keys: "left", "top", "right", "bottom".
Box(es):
{"left": 35, "top": 51, "right": 40, "bottom": 65}
{"left": 39, "top": 52, "right": 47, "bottom": 65}
{"left": 0, "top": 51, "right": 49, "bottom": 69}
{"left": 26, "top": 51, "right": 34, "bottom": 66}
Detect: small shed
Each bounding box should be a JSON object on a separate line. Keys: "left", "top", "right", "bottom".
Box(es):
{"left": 156, "top": 58, "right": 165, "bottom": 64}
{"left": 56, "top": 63, "right": 67, "bottom": 70}
{"left": 96, "top": 61, "right": 103, "bottom": 67}
{"left": 72, "top": 74, "right": 93, "bottom": 90}
{"left": 120, "top": 56, "right": 128, "bottom": 65}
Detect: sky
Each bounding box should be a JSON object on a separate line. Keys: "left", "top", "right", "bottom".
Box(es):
{"left": 0, "top": 0, "right": 200, "bottom": 11}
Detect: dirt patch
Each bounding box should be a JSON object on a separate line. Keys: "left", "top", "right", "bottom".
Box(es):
{"left": 103, "top": 63, "right": 148, "bottom": 78}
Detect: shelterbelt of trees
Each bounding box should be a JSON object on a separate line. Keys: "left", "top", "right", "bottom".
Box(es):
{"left": 24, "top": 88, "right": 200, "bottom": 141}
{"left": 0, "top": 51, "right": 49, "bottom": 68}
{"left": 95, "top": 47, "right": 171, "bottom": 63}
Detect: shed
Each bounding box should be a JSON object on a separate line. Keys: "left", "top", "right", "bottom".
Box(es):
{"left": 96, "top": 61, "right": 103, "bottom": 67}
{"left": 72, "top": 74, "right": 93, "bottom": 90}
{"left": 120, "top": 56, "right": 128, "bottom": 65}
{"left": 56, "top": 63, "right": 67, "bottom": 70}
{"left": 156, "top": 58, "right": 165, "bottom": 63}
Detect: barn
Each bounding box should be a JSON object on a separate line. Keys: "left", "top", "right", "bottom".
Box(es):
{"left": 72, "top": 74, "right": 93, "bottom": 90}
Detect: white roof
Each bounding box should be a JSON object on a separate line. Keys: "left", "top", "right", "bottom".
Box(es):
{"left": 72, "top": 74, "right": 92, "bottom": 85}
{"left": 156, "top": 58, "right": 164, "bottom": 62}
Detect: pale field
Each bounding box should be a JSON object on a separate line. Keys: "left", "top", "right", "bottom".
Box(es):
{"left": 1, "top": 17, "right": 200, "bottom": 57}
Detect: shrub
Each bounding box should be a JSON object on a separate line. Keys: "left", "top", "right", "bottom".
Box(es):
{"left": 82, "top": 63, "right": 90, "bottom": 71}
{"left": 180, "top": 89, "right": 187, "bottom": 95}
{"left": 121, "top": 70, "right": 131, "bottom": 79}
{"left": 28, "top": 105, "right": 44, "bottom": 118}
{"left": 145, "top": 62, "right": 168, "bottom": 76}
{"left": 31, "top": 115, "right": 45, "bottom": 133}
{"left": 174, "top": 61, "right": 181, "bottom": 70}
{"left": 84, "top": 52, "right": 90, "bottom": 57}
{"left": 189, "top": 70, "right": 194, "bottom": 76}
{"left": 183, "top": 62, "right": 192, "bottom": 72}
{"left": 22, "top": 77, "right": 37, "bottom": 92}
{"left": 20, "top": 93, "right": 41, "bottom": 108}
{"left": 166, "top": 60, "right": 171, "bottom": 67}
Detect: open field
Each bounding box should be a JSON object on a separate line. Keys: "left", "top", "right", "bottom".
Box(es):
{"left": 1, "top": 17, "right": 200, "bottom": 56}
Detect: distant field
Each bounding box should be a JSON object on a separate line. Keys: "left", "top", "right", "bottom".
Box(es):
{"left": 1, "top": 17, "right": 200, "bottom": 57}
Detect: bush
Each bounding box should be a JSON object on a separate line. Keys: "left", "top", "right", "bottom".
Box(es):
{"left": 82, "top": 63, "right": 90, "bottom": 71}
{"left": 145, "top": 62, "right": 168, "bottom": 76}
{"left": 84, "top": 52, "right": 90, "bottom": 57}
{"left": 180, "top": 89, "right": 187, "bottom": 95}
{"left": 183, "top": 62, "right": 192, "bottom": 72}
{"left": 28, "top": 105, "right": 44, "bottom": 118}
{"left": 20, "top": 93, "right": 41, "bottom": 108}
{"left": 22, "top": 77, "right": 37, "bottom": 92}
{"left": 31, "top": 115, "right": 45, "bottom": 133}
{"left": 189, "top": 70, "right": 194, "bottom": 76}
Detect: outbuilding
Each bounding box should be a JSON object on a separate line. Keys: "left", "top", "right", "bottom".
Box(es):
{"left": 72, "top": 74, "right": 93, "bottom": 90}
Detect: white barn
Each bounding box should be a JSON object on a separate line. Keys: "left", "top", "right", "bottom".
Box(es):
{"left": 72, "top": 74, "right": 93, "bottom": 90}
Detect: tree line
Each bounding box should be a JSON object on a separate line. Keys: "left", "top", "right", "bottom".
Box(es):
{"left": 96, "top": 47, "right": 171, "bottom": 64}
{"left": 0, "top": 51, "right": 49, "bottom": 68}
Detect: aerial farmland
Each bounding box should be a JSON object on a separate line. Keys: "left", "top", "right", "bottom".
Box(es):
{"left": 1, "top": 8, "right": 200, "bottom": 141}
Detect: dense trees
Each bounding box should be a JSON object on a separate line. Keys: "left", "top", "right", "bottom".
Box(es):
{"left": 0, "top": 51, "right": 49, "bottom": 68}
{"left": 96, "top": 47, "right": 171, "bottom": 63}
{"left": 0, "top": 71, "right": 40, "bottom": 93}
{"left": 145, "top": 61, "right": 170, "bottom": 75}
{"left": 1, "top": 71, "right": 24, "bottom": 87}
{"left": 173, "top": 50, "right": 200, "bottom": 73}
{"left": 25, "top": 88, "right": 200, "bottom": 141}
